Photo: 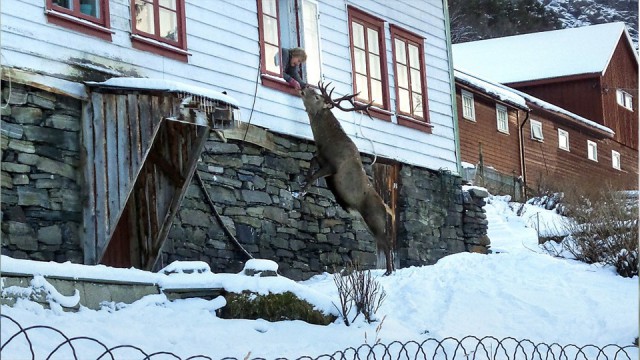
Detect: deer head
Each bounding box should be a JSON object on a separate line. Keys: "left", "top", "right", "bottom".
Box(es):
{"left": 300, "top": 82, "right": 373, "bottom": 117}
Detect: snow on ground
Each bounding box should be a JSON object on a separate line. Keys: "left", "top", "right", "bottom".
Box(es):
{"left": 1, "top": 195, "right": 638, "bottom": 359}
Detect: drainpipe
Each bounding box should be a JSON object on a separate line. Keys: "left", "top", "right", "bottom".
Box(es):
{"left": 442, "top": 0, "right": 462, "bottom": 176}
{"left": 518, "top": 109, "right": 531, "bottom": 200}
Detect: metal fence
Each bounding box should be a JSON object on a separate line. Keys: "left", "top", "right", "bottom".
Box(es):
{"left": 1, "top": 314, "right": 636, "bottom": 360}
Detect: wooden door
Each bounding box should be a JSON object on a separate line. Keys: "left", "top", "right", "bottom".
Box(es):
{"left": 372, "top": 160, "right": 399, "bottom": 269}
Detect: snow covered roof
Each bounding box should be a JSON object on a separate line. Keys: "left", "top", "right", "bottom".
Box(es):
{"left": 85, "top": 77, "right": 239, "bottom": 108}
{"left": 452, "top": 22, "right": 635, "bottom": 84}
{"left": 454, "top": 68, "right": 615, "bottom": 136}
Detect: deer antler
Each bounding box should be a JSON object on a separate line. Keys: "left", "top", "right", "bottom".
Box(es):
{"left": 318, "top": 81, "right": 373, "bottom": 118}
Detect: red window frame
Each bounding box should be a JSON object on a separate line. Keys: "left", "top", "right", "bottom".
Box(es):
{"left": 45, "top": 0, "right": 112, "bottom": 41}
{"left": 130, "top": 0, "right": 188, "bottom": 62}
{"left": 347, "top": 6, "right": 391, "bottom": 121}
{"left": 390, "top": 24, "right": 431, "bottom": 132}
{"left": 256, "top": 0, "right": 302, "bottom": 96}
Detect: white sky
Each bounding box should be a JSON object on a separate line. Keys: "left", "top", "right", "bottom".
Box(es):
{"left": 1, "top": 195, "right": 637, "bottom": 359}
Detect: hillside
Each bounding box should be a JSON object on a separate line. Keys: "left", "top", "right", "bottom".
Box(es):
{"left": 449, "top": 0, "right": 639, "bottom": 48}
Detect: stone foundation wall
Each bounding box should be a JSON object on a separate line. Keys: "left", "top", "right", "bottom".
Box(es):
{"left": 159, "top": 132, "right": 490, "bottom": 280}
{"left": 1, "top": 82, "right": 83, "bottom": 263}
{"left": 0, "top": 84, "right": 490, "bottom": 279}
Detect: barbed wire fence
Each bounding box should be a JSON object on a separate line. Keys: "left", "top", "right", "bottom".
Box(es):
{"left": 1, "top": 314, "right": 636, "bottom": 360}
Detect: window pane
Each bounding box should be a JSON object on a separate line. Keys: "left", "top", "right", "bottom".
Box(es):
{"left": 159, "top": 0, "right": 176, "bottom": 10}
{"left": 80, "top": 0, "right": 99, "bottom": 17}
{"left": 371, "top": 79, "right": 382, "bottom": 105}
{"left": 263, "top": 15, "right": 279, "bottom": 45}
{"left": 410, "top": 68, "right": 422, "bottom": 92}
{"left": 408, "top": 44, "right": 420, "bottom": 68}
{"left": 367, "top": 28, "right": 379, "bottom": 55}
{"left": 369, "top": 54, "right": 381, "bottom": 80}
{"left": 399, "top": 88, "right": 410, "bottom": 113}
{"left": 352, "top": 22, "right": 365, "bottom": 49}
{"left": 135, "top": 0, "right": 155, "bottom": 35}
{"left": 412, "top": 93, "right": 423, "bottom": 117}
{"left": 355, "top": 74, "right": 369, "bottom": 100}
{"left": 53, "top": 0, "right": 72, "bottom": 10}
{"left": 265, "top": 44, "right": 280, "bottom": 73}
{"left": 159, "top": 8, "right": 178, "bottom": 41}
{"left": 354, "top": 48, "right": 367, "bottom": 74}
{"left": 303, "top": 0, "right": 321, "bottom": 85}
{"left": 262, "top": 0, "right": 277, "bottom": 17}
{"left": 395, "top": 39, "right": 406, "bottom": 65}
{"left": 396, "top": 64, "right": 408, "bottom": 88}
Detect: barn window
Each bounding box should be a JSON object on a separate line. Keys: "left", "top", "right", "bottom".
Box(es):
{"left": 390, "top": 24, "right": 429, "bottom": 129}
{"left": 616, "top": 89, "right": 633, "bottom": 111}
{"left": 496, "top": 104, "right": 509, "bottom": 134}
{"left": 530, "top": 119, "right": 543, "bottom": 141}
{"left": 558, "top": 129, "right": 569, "bottom": 151}
{"left": 461, "top": 90, "right": 475, "bottom": 121}
{"left": 587, "top": 140, "right": 598, "bottom": 162}
{"left": 257, "top": 0, "right": 322, "bottom": 94}
{"left": 348, "top": 6, "right": 390, "bottom": 119}
{"left": 131, "top": 0, "right": 188, "bottom": 62}
{"left": 612, "top": 150, "right": 621, "bottom": 170}
{"left": 45, "top": 0, "right": 112, "bottom": 41}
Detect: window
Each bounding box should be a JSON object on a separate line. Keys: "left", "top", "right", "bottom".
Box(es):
{"left": 390, "top": 25, "right": 429, "bottom": 129}
{"left": 257, "top": 0, "right": 322, "bottom": 93}
{"left": 496, "top": 104, "right": 509, "bottom": 133}
{"left": 616, "top": 89, "right": 633, "bottom": 111}
{"left": 131, "top": 0, "right": 188, "bottom": 62}
{"left": 348, "top": 6, "right": 389, "bottom": 118}
{"left": 46, "top": 0, "right": 112, "bottom": 41}
{"left": 612, "top": 150, "right": 621, "bottom": 170}
{"left": 461, "top": 90, "right": 475, "bottom": 121}
{"left": 530, "top": 119, "right": 543, "bottom": 141}
{"left": 587, "top": 140, "right": 598, "bottom": 161}
{"left": 558, "top": 129, "right": 569, "bottom": 151}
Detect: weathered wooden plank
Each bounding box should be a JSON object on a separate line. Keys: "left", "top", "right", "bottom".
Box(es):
{"left": 151, "top": 96, "right": 161, "bottom": 133}
{"left": 104, "top": 93, "right": 120, "bottom": 236}
{"left": 139, "top": 94, "right": 152, "bottom": 158}
{"left": 150, "top": 125, "right": 210, "bottom": 271}
{"left": 128, "top": 94, "right": 141, "bottom": 178}
{"left": 81, "top": 99, "right": 97, "bottom": 264}
{"left": 116, "top": 95, "right": 130, "bottom": 211}
{"left": 92, "top": 93, "right": 109, "bottom": 259}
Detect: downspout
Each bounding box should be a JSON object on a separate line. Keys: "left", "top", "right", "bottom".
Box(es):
{"left": 518, "top": 109, "right": 531, "bottom": 200}
{"left": 442, "top": 0, "right": 462, "bottom": 176}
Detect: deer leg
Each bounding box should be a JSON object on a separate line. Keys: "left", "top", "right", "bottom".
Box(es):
{"left": 301, "top": 164, "right": 335, "bottom": 194}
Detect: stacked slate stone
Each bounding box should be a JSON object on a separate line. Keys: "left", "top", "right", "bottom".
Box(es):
{"left": 1, "top": 82, "right": 83, "bottom": 263}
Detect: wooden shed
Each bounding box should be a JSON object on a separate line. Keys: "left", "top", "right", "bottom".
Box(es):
{"left": 82, "top": 79, "right": 239, "bottom": 270}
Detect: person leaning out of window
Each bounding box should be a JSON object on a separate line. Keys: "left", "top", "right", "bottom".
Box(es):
{"left": 281, "top": 47, "right": 308, "bottom": 90}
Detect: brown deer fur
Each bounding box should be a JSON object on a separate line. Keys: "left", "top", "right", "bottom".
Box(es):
{"left": 299, "top": 86, "right": 394, "bottom": 275}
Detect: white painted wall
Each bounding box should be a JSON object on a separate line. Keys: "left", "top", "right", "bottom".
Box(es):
{"left": 1, "top": 0, "right": 458, "bottom": 172}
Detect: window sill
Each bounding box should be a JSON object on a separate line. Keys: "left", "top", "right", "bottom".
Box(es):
{"left": 260, "top": 74, "right": 301, "bottom": 96}
{"left": 45, "top": 9, "right": 113, "bottom": 41}
{"left": 397, "top": 114, "right": 432, "bottom": 133}
{"left": 131, "top": 34, "right": 189, "bottom": 63}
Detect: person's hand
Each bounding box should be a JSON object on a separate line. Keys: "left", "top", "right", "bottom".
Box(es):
{"left": 287, "top": 78, "right": 301, "bottom": 90}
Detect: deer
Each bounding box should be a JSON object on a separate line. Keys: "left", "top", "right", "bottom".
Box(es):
{"left": 299, "top": 82, "right": 394, "bottom": 276}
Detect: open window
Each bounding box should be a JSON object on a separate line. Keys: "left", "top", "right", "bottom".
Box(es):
{"left": 390, "top": 24, "right": 430, "bottom": 131}
{"left": 587, "top": 140, "right": 598, "bottom": 162}
{"left": 131, "top": 0, "right": 188, "bottom": 62}
{"left": 530, "top": 119, "right": 543, "bottom": 141}
{"left": 558, "top": 128, "right": 569, "bottom": 151}
{"left": 612, "top": 150, "right": 621, "bottom": 170}
{"left": 257, "top": 0, "right": 322, "bottom": 94}
{"left": 46, "top": 0, "right": 112, "bottom": 41}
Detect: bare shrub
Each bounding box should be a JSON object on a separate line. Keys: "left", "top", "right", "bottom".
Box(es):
{"left": 545, "top": 179, "right": 638, "bottom": 278}
{"left": 333, "top": 261, "right": 387, "bottom": 326}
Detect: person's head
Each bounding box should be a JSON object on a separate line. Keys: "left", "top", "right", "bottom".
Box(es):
{"left": 289, "top": 47, "right": 307, "bottom": 67}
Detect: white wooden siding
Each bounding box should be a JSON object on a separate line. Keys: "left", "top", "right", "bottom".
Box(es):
{"left": 1, "top": 0, "right": 458, "bottom": 172}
